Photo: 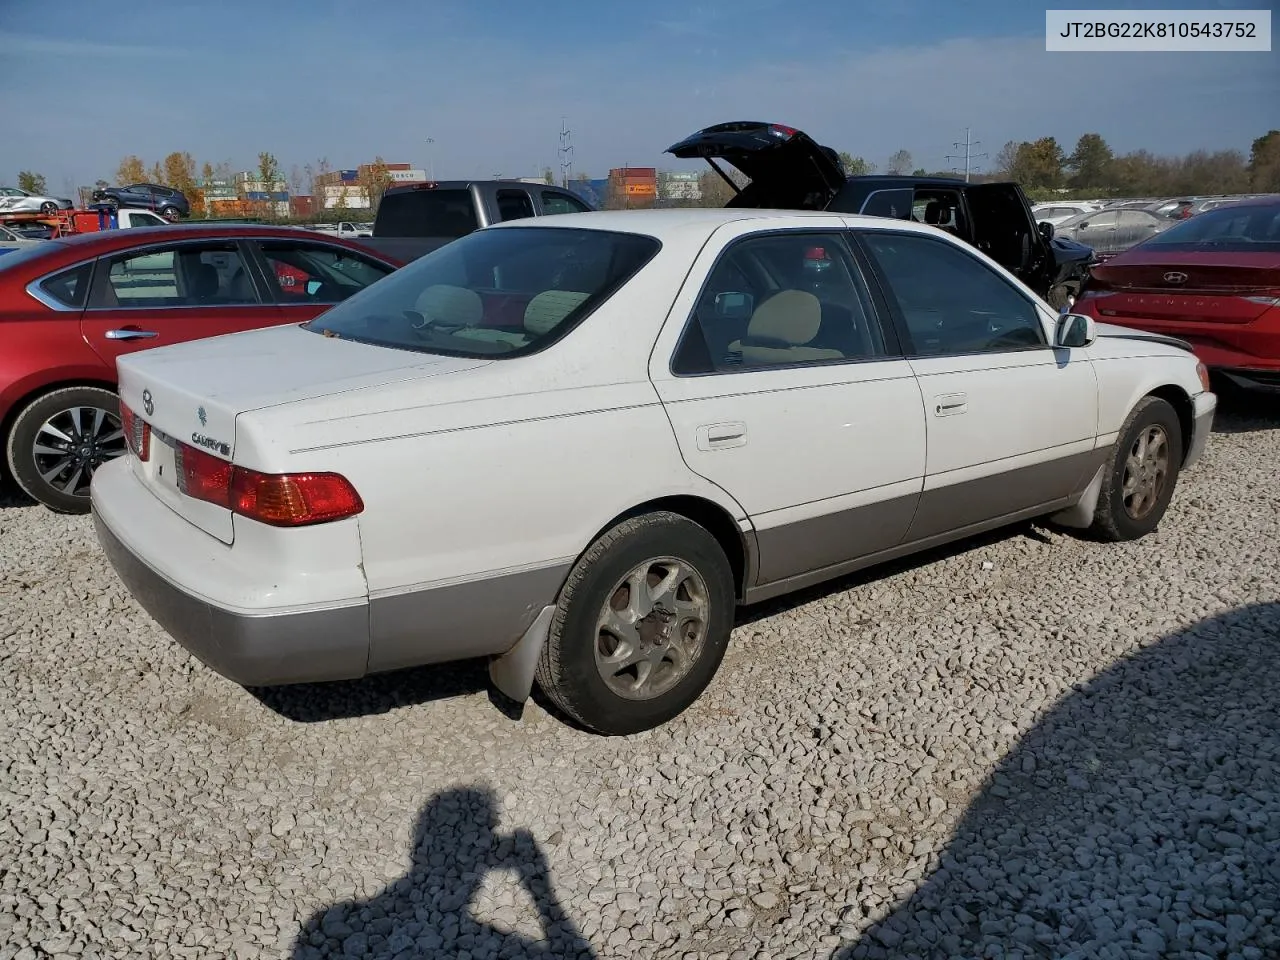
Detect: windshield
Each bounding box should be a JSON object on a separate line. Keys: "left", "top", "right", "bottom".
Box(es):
{"left": 1141, "top": 203, "right": 1280, "bottom": 252}
{"left": 303, "top": 226, "right": 660, "bottom": 357}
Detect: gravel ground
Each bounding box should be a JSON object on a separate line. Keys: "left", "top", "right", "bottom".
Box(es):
{"left": 2, "top": 392, "right": 1279, "bottom": 960}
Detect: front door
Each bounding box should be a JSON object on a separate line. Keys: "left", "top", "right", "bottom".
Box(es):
{"left": 80, "top": 238, "right": 281, "bottom": 368}
{"left": 854, "top": 228, "right": 1099, "bottom": 542}
{"left": 649, "top": 221, "right": 927, "bottom": 589}
{"left": 964, "top": 182, "right": 1053, "bottom": 296}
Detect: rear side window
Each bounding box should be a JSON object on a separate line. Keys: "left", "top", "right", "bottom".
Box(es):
{"left": 375, "top": 189, "right": 479, "bottom": 238}
{"left": 496, "top": 190, "right": 535, "bottom": 222}
{"left": 859, "top": 189, "right": 913, "bottom": 219}
{"left": 38, "top": 263, "right": 94, "bottom": 308}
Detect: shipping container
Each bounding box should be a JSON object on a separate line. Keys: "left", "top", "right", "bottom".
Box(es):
{"left": 339, "top": 169, "right": 359, "bottom": 182}
{"left": 270, "top": 191, "right": 289, "bottom": 201}
{"left": 388, "top": 169, "right": 427, "bottom": 182}
{"left": 245, "top": 191, "right": 270, "bottom": 201}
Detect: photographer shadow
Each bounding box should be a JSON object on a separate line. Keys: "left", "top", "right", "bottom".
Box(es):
{"left": 292, "top": 787, "right": 597, "bottom": 959}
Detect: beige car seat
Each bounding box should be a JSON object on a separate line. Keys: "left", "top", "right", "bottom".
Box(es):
{"left": 729, "top": 290, "right": 845, "bottom": 365}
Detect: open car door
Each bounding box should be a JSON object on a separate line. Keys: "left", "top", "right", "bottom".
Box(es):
{"left": 665, "top": 121, "right": 846, "bottom": 211}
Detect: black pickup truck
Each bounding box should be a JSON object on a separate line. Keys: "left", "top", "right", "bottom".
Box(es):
{"left": 667, "top": 121, "right": 1094, "bottom": 309}
{"left": 357, "top": 179, "right": 596, "bottom": 263}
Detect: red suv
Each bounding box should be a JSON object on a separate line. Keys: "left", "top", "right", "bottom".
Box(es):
{"left": 0, "top": 224, "right": 401, "bottom": 512}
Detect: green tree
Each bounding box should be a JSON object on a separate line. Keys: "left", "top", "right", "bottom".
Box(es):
{"left": 17, "top": 171, "right": 47, "bottom": 194}
{"left": 1249, "top": 130, "right": 1280, "bottom": 191}
{"left": 837, "top": 151, "right": 873, "bottom": 176}
{"left": 256, "top": 152, "right": 281, "bottom": 187}
{"left": 1066, "top": 133, "right": 1114, "bottom": 189}
{"left": 116, "top": 155, "right": 146, "bottom": 185}
{"left": 542, "top": 167, "right": 556, "bottom": 184}
{"left": 358, "top": 156, "right": 393, "bottom": 214}
{"left": 162, "top": 152, "right": 198, "bottom": 202}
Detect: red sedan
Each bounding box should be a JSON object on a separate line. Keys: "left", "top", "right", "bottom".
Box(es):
{"left": 0, "top": 224, "right": 401, "bottom": 513}
{"left": 1074, "top": 197, "right": 1280, "bottom": 392}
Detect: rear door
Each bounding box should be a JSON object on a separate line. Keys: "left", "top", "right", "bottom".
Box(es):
{"left": 80, "top": 238, "right": 282, "bottom": 367}
{"left": 650, "top": 219, "right": 927, "bottom": 589}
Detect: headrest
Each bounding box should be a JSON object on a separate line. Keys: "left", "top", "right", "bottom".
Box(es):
{"left": 416, "top": 284, "right": 483, "bottom": 327}
{"left": 524, "top": 290, "right": 589, "bottom": 336}
{"left": 745, "top": 290, "right": 821, "bottom": 346}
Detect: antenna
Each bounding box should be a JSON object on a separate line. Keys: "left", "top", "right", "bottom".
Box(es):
{"left": 558, "top": 117, "right": 574, "bottom": 187}
{"left": 944, "top": 127, "right": 988, "bottom": 182}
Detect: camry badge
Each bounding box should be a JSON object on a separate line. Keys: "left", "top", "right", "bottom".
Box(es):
{"left": 1163, "top": 271, "right": 1188, "bottom": 284}
{"left": 198, "top": 406, "right": 207, "bottom": 426}
{"left": 142, "top": 389, "right": 154, "bottom": 416}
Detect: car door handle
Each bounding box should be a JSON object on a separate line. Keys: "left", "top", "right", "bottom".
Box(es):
{"left": 104, "top": 328, "right": 158, "bottom": 340}
{"left": 934, "top": 393, "right": 967, "bottom": 416}
{"left": 697, "top": 422, "right": 747, "bottom": 450}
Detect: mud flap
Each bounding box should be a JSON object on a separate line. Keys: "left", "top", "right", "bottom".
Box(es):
{"left": 488, "top": 605, "right": 556, "bottom": 704}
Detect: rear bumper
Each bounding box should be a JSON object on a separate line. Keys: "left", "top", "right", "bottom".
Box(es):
{"left": 90, "top": 460, "right": 371, "bottom": 687}
{"left": 94, "top": 510, "right": 371, "bottom": 686}
{"left": 1184, "top": 391, "right": 1216, "bottom": 471}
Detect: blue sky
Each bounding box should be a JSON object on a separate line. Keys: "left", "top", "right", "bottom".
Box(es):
{"left": 0, "top": 0, "right": 1275, "bottom": 193}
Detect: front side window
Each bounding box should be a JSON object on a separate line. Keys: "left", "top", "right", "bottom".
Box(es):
{"left": 303, "top": 226, "right": 659, "bottom": 357}
{"left": 253, "top": 240, "right": 393, "bottom": 304}
{"left": 859, "top": 231, "right": 1046, "bottom": 357}
{"left": 92, "top": 242, "right": 259, "bottom": 308}
{"left": 672, "top": 231, "right": 887, "bottom": 374}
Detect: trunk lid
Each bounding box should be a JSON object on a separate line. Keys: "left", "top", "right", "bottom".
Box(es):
{"left": 1085, "top": 250, "right": 1280, "bottom": 324}
{"left": 115, "top": 323, "right": 489, "bottom": 543}
{"left": 665, "top": 121, "right": 846, "bottom": 210}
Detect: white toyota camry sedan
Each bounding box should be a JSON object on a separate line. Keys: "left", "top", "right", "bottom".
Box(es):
{"left": 90, "top": 208, "right": 1216, "bottom": 735}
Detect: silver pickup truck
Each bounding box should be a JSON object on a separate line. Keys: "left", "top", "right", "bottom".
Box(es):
{"left": 359, "top": 179, "right": 596, "bottom": 263}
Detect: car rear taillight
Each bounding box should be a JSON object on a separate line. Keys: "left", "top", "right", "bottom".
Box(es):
{"left": 119, "top": 402, "right": 150, "bottom": 461}
{"left": 173, "top": 439, "right": 362, "bottom": 527}
{"left": 768, "top": 124, "right": 799, "bottom": 138}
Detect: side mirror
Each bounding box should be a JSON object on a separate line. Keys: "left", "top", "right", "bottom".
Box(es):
{"left": 1055, "top": 312, "right": 1096, "bottom": 348}
{"left": 1076, "top": 220, "right": 1090, "bottom": 229}
{"left": 1037, "top": 220, "right": 1054, "bottom": 241}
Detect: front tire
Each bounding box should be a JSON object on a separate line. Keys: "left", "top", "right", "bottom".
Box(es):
{"left": 5, "top": 387, "right": 126, "bottom": 514}
{"left": 535, "top": 511, "right": 736, "bottom": 735}
{"left": 161, "top": 206, "right": 180, "bottom": 220}
{"left": 1090, "top": 396, "right": 1183, "bottom": 542}
{"left": 39, "top": 201, "right": 58, "bottom": 215}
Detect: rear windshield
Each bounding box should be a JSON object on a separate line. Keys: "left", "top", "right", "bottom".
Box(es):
{"left": 1142, "top": 203, "right": 1280, "bottom": 252}
{"left": 374, "top": 189, "right": 479, "bottom": 238}
{"left": 303, "top": 226, "right": 661, "bottom": 357}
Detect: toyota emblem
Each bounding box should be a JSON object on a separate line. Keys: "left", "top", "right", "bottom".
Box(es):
{"left": 141, "top": 389, "right": 154, "bottom": 416}
{"left": 1163, "top": 271, "right": 1188, "bottom": 284}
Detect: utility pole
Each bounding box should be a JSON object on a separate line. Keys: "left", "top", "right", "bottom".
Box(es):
{"left": 558, "top": 117, "right": 574, "bottom": 188}
{"left": 424, "top": 137, "right": 436, "bottom": 182}
{"left": 945, "top": 127, "right": 988, "bottom": 182}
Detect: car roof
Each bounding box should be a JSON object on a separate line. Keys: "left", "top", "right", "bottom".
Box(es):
{"left": 484, "top": 207, "right": 959, "bottom": 241}
{"left": 23, "top": 223, "right": 397, "bottom": 265}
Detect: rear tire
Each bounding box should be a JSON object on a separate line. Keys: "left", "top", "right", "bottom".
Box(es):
{"left": 5, "top": 386, "right": 125, "bottom": 514}
{"left": 535, "top": 511, "right": 736, "bottom": 735}
{"left": 1090, "top": 396, "right": 1183, "bottom": 542}
{"left": 39, "top": 201, "right": 58, "bottom": 215}
{"left": 160, "top": 205, "right": 180, "bottom": 220}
